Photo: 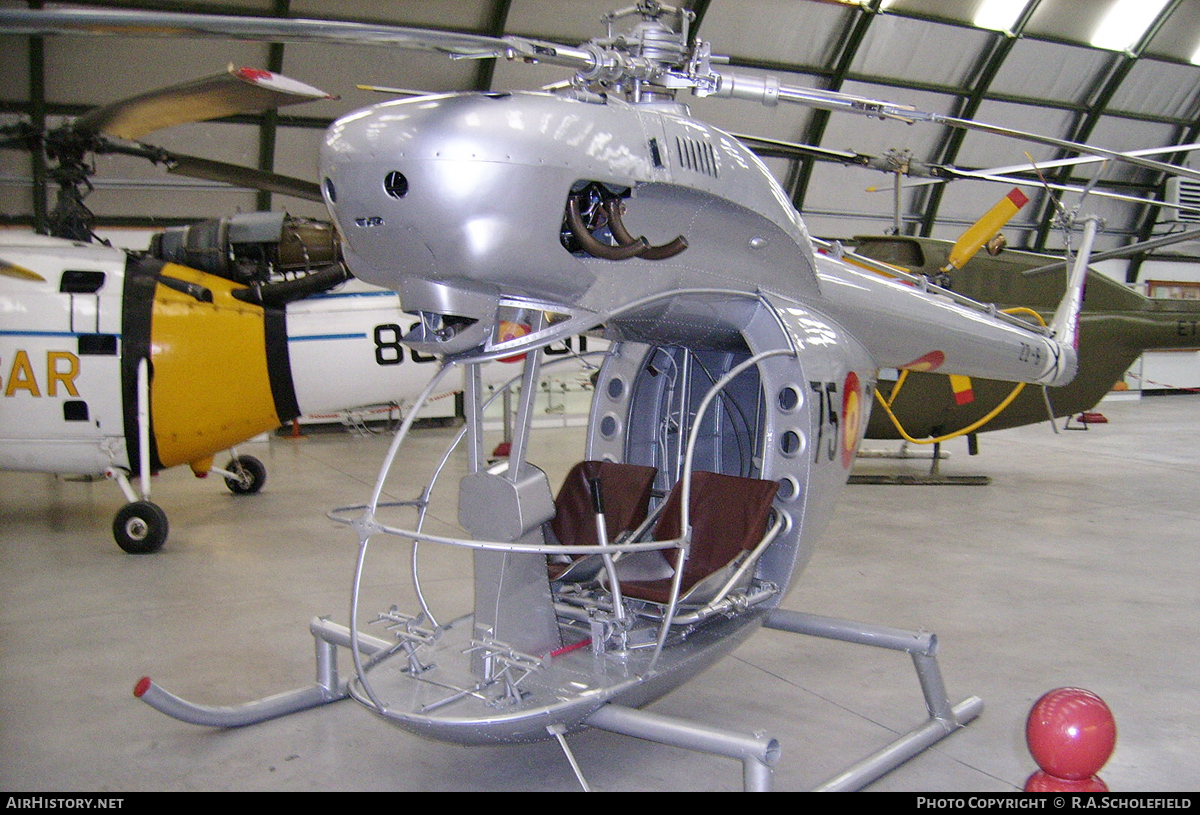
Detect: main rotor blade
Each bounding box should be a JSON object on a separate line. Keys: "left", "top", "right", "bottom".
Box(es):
{"left": 868, "top": 143, "right": 1200, "bottom": 193}
{"left": 731, "top": 134, "right": 874, "bottom": 166}
{"left": 925, "top": 170, "right": 1200, "bottom": 217}
{"left": 161, "top": 153, "right": 322, "bottom": 201}
{"left": 716, "top": 76, "right": 1200, "bottom": 186}
{"left": 76, "top": 66, "right": 333, "bottom": 140}
{"left": 0, "top": 8, "right": 507, "bottom": 54}
{"left": 946, "top": 143, "right": 1200, "bottom": 184}
{"left": 0, "top": 8, "right": 596, "bottom": 72}
{"left": 12, "top": 7, "right": 1196, "bottom": 192}
{"left": 1021, "top": 227, "right": 1200, "bottom": 276}
{"left": 743, "top": 131, "right": 1200, "bottom": 216}
{"left": 934, "top": 114, "right": 1200, "bottom": 184}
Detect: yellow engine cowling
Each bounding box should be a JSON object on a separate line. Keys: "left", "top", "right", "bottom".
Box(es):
{"left": 144, "top": 262, "right": 296, "bottom": 471}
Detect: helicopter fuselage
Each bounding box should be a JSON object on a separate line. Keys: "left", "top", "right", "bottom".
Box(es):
{"left": 320, "top": 91, "right": 1075, "bottom": 388}
{"left": 309, "top": 90, "right": 1084, "bottom": 747}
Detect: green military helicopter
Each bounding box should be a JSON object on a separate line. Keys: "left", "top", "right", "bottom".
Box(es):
{"left": 850, "top": 225, "right": 1200, "bottom": 444}
{"left": 736, "top": 134, "right": 1200, "bottom": 450}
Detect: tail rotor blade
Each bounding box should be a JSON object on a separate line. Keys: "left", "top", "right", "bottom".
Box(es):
{"left": 944, "top": 188, "right": 1029, "bottom": 272}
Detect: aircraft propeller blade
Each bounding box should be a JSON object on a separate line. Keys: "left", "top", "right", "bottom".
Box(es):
{"left": 1021, "top": 226, "right": 1200, "bottom": 277}
{"left": 912, "top": 143, "right": 1200, "bottom": 188}
{"left": 732, "top": 132, "right": 1200, "bottom": 220}
{"left": 932, "top": 170, "right": 1200, "bottom": 219}
{"left": 731, "top": 133, "right": 1200, "bottom": 217}
{"left": 355, "top": 84, "right": 435, "bottom": 98}
{"left": 6, "top": 7, "right": 1199, "bottom": 200}
{"left": 730, "top": 134, "right": 877, "bottom": 168}
{"left": 74, "top": 65, "right": 334, "bottom": 140}
{"left": 68, "top": 136, "right": 324, "bottom": 201}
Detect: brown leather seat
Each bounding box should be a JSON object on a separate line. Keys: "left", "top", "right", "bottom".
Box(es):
{"left": 547, "top": 460, "right": 657, "bottom": 579}
{"left": 620, "top": 471, "right": 779, "bottom": 604}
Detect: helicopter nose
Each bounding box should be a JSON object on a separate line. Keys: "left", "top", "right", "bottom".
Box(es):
{"left": 320, "top": 95, "right": 602, "bottom": 306}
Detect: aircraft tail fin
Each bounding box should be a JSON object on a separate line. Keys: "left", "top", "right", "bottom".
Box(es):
{"left": 1047, "top": 215, "right": 1101, "bottom": 352}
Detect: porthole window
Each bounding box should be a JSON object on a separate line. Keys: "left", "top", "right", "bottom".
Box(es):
{"left": 777, "top": 384, "right": 802, "bottom": 413}
{"left": 599, "top": 413, "right": 621, "bottom": 439}
{"left": 383, "top": 171, "right": 408, "bottom": 199}
{"left": 780, "top": 429, "right": 805, "bottom": 457}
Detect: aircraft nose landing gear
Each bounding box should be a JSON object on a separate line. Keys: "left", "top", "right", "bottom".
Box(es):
{"left": 112, "top": 500, "right": 169, "bottom": 554}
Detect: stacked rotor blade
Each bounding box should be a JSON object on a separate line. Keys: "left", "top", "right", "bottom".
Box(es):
{"left": 78, "top": 66, "right": 331, "bottom": 199}
{"left": 0, "top": 8, "right": 512, "bottom": 56}
{"left": 6, "top": 4, "right": 1200, "bottom": 207}
{"left": 731, "top": 76, "right": 1200, "bottom": 186}
{"left": 76, "top": 65, "right": 332, "bottom": 140}
{"left": 154, "top": 155, "right": 322, "bottom": 201}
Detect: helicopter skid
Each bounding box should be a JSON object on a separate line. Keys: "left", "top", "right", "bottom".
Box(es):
{"left": 349, "top": 607, "right": 768, "bottom": 746}
{"left": 134, "top": 607, "right": 980, "bottom": 790}
{"left": 133, "top": 609, "right": 765, "bottom": 744}
{"left": 763, "top": 609, "right": 984, "bottom": 792}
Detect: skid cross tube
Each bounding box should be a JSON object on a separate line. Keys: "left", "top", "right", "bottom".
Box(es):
{"left": 585, "top": 703, "right": 781, "bottom": 792}
{"left": 763, "top": 609, "right": 983, "bottom": 791}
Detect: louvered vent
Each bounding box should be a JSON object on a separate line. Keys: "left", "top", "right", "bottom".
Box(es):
{"left": 1165, "top": 177, "right": 1200, "bottom": 223}
{"left": 675, "top": 136, "right": 719, "bottom": 178}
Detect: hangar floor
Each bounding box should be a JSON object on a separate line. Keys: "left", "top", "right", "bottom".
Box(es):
{"left": 2, "top": 392, "right": 1198, "bottom": 793}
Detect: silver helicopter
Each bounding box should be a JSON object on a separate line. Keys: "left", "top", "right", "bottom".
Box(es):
{"left": 3, "top": 1, "right": 1185, "bottom": 791}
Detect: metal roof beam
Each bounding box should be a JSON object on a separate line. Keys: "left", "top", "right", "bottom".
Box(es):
{"left": 1034, "top": 0, "right": 1187, "bottom": 251}
{"left": 918, "top": 0, "right": 1043, "bottom": 240}
{"left": 785, "top": 0, "right": 883, "bottom": 213}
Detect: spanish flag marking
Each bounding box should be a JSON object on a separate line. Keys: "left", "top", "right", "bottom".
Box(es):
{"left": 841, "top": 371, "right": 861, "bottom": 469}
{"left": 497, "top": 321, "right": 531, "bottom": 363}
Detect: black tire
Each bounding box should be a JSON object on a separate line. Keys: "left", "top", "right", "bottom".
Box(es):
{"left": 224, "top": 455, "right": 267, "bottom": 495}
{"left": 113, "top": 501, "right": 169, "bottom": 554}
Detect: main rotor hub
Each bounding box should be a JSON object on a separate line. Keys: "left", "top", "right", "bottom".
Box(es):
{"left": 576, "top": 0, "right": 700, "bottom": 104}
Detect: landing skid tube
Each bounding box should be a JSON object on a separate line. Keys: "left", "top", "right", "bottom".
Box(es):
{"left": 133, "top": 613, "right": 979, "bottom": 791}
{"left": 133, "top": 618, "right": 388, "bottom": 727}
{"left": 570, "top": 611, "right": 981, "bottom": 791}
{"left": 764, "top": 609, "right": 983, "bottom": 792}
{"left": 850, "top": 441, "right": 991, "bottom": 486}
{"left": 584, "top": 704, "right": 780, "bottom": 792}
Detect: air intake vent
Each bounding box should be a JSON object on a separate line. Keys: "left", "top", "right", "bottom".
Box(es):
{"left": 1165, "top": 177, "right": 1200, "bottom": 223}
{"left": 675, "top": 136, "right": 719, "bottom": 178}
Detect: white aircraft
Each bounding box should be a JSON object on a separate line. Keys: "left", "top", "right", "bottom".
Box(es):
{"left": 0, "top": 216, "right": 462, "bottom": 553}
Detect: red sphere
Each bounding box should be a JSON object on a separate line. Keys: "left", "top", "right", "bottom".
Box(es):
{"left": 1026, "top": 687, "right": 1116, "bottom": 781}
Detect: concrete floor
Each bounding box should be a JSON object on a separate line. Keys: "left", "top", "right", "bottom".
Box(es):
{"left": 2, "top": 392, "right": 1198, "bottom": 792}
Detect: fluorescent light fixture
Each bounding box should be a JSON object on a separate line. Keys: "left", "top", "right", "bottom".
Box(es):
{"left": 1091, "top": 0, "right": 1170, "bottom": 52}
{"left": 973, "top": 0, "right": 1028, "bottom": 33}
{"left": 1191, "top": 42, "right": 1200, "bottom": 66}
